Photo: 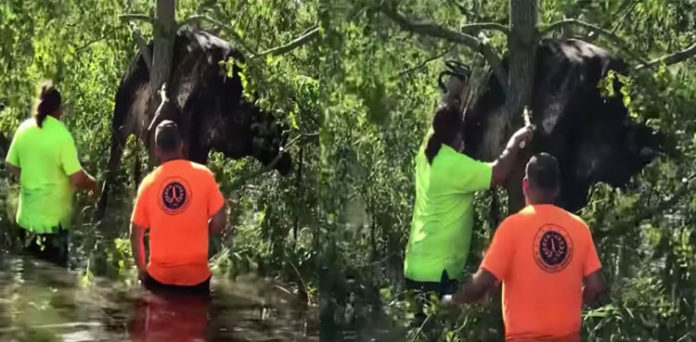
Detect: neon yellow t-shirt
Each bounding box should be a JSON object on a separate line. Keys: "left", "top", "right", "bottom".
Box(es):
{"left": 5, "top": 116, "right": 82, "bottom": 233}
{"left": 404, "top": 143, "right": 492, "bottom": 282}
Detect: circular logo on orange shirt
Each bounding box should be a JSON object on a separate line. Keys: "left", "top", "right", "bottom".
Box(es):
{"left": 159, "top": 177, "right": 192, "bottom": 215}
{"left": 533, "top": 225, "right": 573, "bottom": 273}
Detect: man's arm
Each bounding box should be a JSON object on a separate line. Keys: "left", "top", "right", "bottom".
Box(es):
{"left": 208, "top": 205, "right": 226, "bottom": 236}
{"left": 130, "top": 179, "right": 149, "bottom": 280}
{"left": 583, "top": 269, "right": 607, "bottom": 306}
{"left": 489, "top": 125, "right": 533, "bottom": 187}
{"left": 583, "top": 230, "right": 606, "bottom": 306}
{"left": 452, "top": 268, "right": 499, "bottom": 304}
{"left": 449, "top": 219, "right": 514, "bottom": 305}
{"left": 206, "top": 170, "right": 227, "bottom": 236}
{"left": 6, "top": 162, "right": 19, "bottom": 179}
{"left": 69, "top": 169, "right": 98, "bottom": 192}
{"left": 60, "top": 133, "right": 97, "bottom": 193}
{"left": 129, "top": 222, "right": 147, "bottom": 276}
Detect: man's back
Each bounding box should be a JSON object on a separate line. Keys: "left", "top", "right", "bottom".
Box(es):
{"left": 6, "top": 116, "right": 82, "bottom": 232}
{"left": 132, "top": 159, "right": 224, "bottom": 286}
{"left": 405, "top": 144, "right": 492, "bottom": 282}
{"left": 481, "top": 204, "right": 601, "bottom": 341}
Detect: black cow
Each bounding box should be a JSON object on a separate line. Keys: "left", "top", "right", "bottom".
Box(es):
{"left": 96, "top": 29, "right": 292, "bottom": 219}
{"left": 463, "top": 39, "right": 659, "bottom": 212}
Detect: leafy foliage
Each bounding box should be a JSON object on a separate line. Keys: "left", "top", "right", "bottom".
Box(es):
{"left": 0, "top": 0, "right": 319, "bottom": 302}
{"left": 319, "top": 0, "right": 696, "bottom": 341}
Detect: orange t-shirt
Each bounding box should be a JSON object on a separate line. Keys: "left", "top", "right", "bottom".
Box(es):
{"left": 131, "top": 159, "right": 225, "bottom": 286}
{"left": 480, "top": 204, "right": 601, "bottom": 341}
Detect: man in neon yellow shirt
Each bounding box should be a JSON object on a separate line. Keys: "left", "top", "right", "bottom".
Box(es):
{"left": 404, "top": 102, "right": 532, "bottom": 308}
{"left": 5, "top": 82, "right": 97, "bottom": 266}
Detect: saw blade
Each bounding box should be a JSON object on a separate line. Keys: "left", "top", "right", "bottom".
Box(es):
{"left": 523, "top": 106, "right": 531, "bottom": 126}
{"left": 520, "top": 106, "right": 532, "bottom": 149}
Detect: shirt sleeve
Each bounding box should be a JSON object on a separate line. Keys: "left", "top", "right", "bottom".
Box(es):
{"left": 6, "top": 132, "right": 20, "bottom": 167}
{"left": 584, "top": 231, "right": 602, "bottom": 276}
{"left": 60, "top": 134, "right": 82, "bottom": 176}
{"left": 207, "top": 171, "right": 225, "bottom": 217}
{"left": 131, "top": 180, "right": 149, "bottom": 227}
{"left": 449, "top": 152, "right": 493, "bottom": 193}
{"left": 480, "top": 219, "right": 515, "bottom": 281}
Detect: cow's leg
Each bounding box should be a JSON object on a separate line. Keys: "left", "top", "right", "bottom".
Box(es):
{"left": 95, "top": 131, "right": 126, "bottom": 222}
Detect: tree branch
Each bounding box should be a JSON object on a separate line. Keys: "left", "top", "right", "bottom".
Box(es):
{"left": 127, "top": 22, "right": 153, "bottom": 73}
{"left": 73, "top": 26, "right": 120, "bottom": 53}
{"left": 635, "top": 42, "right": 696, "bottom": 71}
{"left": 180, "top": 14, "right": 258, "bottom": 55}
{"left": 540, "top": 19, "right": 649, "bottom": 65}
{"left": 252, "top": 27, "right": 320, "bottom": 59}
{"left": 230, "top": 132, "right": 318, "bottom": 188}
{"left": 380, "top": 5, "right": 475, "bottom": 47}
{"left": 379, "top": 4, "right": 508, "bottom": 93}
{"left": 180, "top": 14, "right": 215, "bottom": 27}
{"left": 595, "top": 172, "right": 696, "bottom": 240}
{"left": 461, "top": 22, "right": 510, "bottom": 36}
{"left": 610, "top": 0, "right": 637, "bottom": 34}
{"left": 119, "top": 13, "right": 152, "bottom": 23}
{"left": 394, "top": 47, "right": 453, "bottom": 78}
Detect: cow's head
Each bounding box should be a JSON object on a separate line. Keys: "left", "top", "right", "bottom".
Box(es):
{"left": 462, "top": 39, "right": 660, "bottom": 212}
{"left": 566, "top": 110, "right": 660, "bottom": 211}
{"left": 216, "top": 101, "right": 292, "bottom": 176}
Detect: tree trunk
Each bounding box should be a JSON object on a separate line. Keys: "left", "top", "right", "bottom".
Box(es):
{"left": 504, "top": 0, "right": 539, "bottom": 213}
{"left": 151, "top": 0, "right": 177, "bottom": 99}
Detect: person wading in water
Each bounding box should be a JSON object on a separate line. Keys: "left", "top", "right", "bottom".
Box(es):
{"left": 129, "top": 120, "right": 227, "bottom": 295}
{"left": 403, "top": 68, "right": 533, "bottom": 322}
{"left": 5, "top": 81, "right": 98, "bottom": 266}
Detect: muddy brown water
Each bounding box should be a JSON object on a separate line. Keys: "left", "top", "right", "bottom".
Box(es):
{"left": 0, "top": 253, "right": 318, "bottom": 342}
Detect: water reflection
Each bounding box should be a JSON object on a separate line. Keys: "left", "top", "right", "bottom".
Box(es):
{"left": 128, "top": 291, "right": 209, "bottom": 342}
{"left": 0, "top": 253, "right": 318, "bottom": 342}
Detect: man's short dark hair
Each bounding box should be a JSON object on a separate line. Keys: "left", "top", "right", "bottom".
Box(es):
{"left": 526, "top": 152, "right": 560, "bottom": 193}
{"left": 155, "top": 120, "right": 182, "bottom": 152}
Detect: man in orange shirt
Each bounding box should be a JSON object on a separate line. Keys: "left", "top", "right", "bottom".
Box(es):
{"left": 447, "top": 153, "right": 607, "bottom": 341}
{"left": 130, "top": 120, "right": 227, "bottom": 294}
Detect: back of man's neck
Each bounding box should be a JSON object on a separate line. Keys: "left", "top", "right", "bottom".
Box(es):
{"left": 528, "top": 201, "right": 556, "bottom": 206}
{"left": 159, "top": 155, "right": 184, "bottom": 164}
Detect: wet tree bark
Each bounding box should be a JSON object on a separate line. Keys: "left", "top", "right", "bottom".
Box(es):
{"left": 151, "top": 0, "right": 177, "bottom": 98}
{"left": 96, "top": 1, "right": 177, "bottom": 222}
{"left": 504, "top": 0, "right": 538, "bottom": 213}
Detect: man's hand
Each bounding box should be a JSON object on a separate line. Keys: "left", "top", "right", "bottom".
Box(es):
{"left": 441, "top": 294, "right": 455, "bottom": 306}
{"left": 87, "top": 181, "right": 102, "bottom": 199}
{"left": 70, "top": 169, "right": 98, "bottom": 193}
{"left": 506, "top": 125, "right": 534, "bottom": 150}
{"left": 208, "top": 206, "right": 227, "bottom": 236}
{"left": 451, "top": 269, "right": 499, "bottom": 305}
{"left": 6, "top": 163, "right": 20, "bottom": 179}
{"left": 491, "top": 124, "right": 535, "bottom": 186}
{"left": 437, "top": 294, "right": 462, "bottom": 317}
{"left": 137, "top": 268, "right": 147, "bottom": 282}
{"left": 130, "top": 222, "right": 148, "bottom": 283}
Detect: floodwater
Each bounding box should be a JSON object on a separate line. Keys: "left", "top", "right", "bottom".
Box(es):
{"left": 0, "top": 253, "right": 318, "bottom": 342}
